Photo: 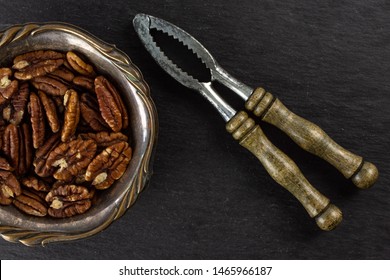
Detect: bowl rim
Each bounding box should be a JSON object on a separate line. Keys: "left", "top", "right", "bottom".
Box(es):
{"left": 0, "top": 22, "right": 158, "bottom": 246}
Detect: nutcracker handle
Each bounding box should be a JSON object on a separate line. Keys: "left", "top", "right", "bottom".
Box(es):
{"left": 226, "top": 111, "right": 342, "bottom": 231}
{"left": 245, "top": 88, "right": 378, "bottom": 189}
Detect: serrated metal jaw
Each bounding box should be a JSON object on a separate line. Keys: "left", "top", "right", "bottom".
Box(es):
{"left": 133, "top": 13, "right": 217, "bottom": 91}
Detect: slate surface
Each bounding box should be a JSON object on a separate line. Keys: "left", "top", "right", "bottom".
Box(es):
{"left": 0, "top": 0, "right": 389, "bottom": 259}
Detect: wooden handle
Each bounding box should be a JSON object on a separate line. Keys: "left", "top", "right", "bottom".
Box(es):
{"left": 226, "top": 111, "right": 342, "bottom": 231}
{"left": 245, "top": 88, "right": 378, "bottom": 189}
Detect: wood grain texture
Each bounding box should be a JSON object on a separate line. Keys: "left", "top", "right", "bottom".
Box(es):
{"left": 0, "top": 0, "right": 389, "bottom": 260}
{"left": 246, "top": 87, "right": 379, "bottom": 188}
{"left": 226, "top": 111, "right": 342, "bottom": 230}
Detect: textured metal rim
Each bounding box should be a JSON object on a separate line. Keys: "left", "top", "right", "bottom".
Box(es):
{"left": 0, "top": 22, "right": 158, "bottom": 246}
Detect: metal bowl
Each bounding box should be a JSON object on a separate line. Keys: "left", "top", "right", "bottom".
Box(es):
{"left": 0, "top": 23, "right": 158, "bottom": 246}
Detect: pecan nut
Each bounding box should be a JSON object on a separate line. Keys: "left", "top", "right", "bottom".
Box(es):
{"left": 28, "top": 92, "right": 45, "bottom": 149}
{"left": 73, "top": 76, "right": 94, "bottom": 91}
{"left": 13, "top": 50, "right": 64, "bottom": 80}
{"left": 95, "top": 76, "right": 129, "bottom": 132}
{"left": 17, "top": 123, "right": 33, "bottom": 176}
{"left": 49, "top": 66, "right": 75, "bottom": 83}
{"left": 61, "top": 89, "right": 80, "bottom": 142}
{"left": 0, "top": 68, "right": 18, "bottom": 106}
{"left": 79, "top": 131, "right": 128, "bottom": 149}
{"left": 94, "top": 76, "right": 128, "bottom": 132}
{"left": 21, "top": 176, "right": 51, "bottom": 192}
{"left": 66, "top": 52, "right": 95, "bottom": 77}
{"left": 13, "top": 189, "right": 48, "bottom": 217}
{"left": 45, "top": 184, "right": 94, "bottom": 218}
{"left": 31, "top": 76, "right": 68, "bottom": 96}
{"left": 0, "top": 170, "right": 21, "bottom": 205}
{"left": 80, "top": 93, "right": 108, "bottom": 132}
{"left": 85, "top": 141, "right": 132, "bottom": 190}
{"left": 0, "top": 157, "right": 13, "bottom": 171}
{"left": 2, "top": 82, "right": 30, "bottom": 125}
{"left": 2, "top": 124, "right": 19, "bottom": 171}
{"left": 33, "top": 132, "right": 61, "bottom": 177}
{"left": 46, "top": 138, "right": 97, "bottom": 181}
{"left": 38, "top": 91, "right": 60, "bottom": 133}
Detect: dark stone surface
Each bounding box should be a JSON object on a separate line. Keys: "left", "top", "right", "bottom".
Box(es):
{"left": 0, "top": 0, "right": 389, "bottom": 259}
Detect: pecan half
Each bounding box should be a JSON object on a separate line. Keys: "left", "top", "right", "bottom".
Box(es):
{"left": 21, "top": 176, "right": 51, "bottom": 192}
{"left": 80, "top": 93, "right": 108, "bottom": 132}
{"left": 17, "top": 123, "right": 33, "bottom": 176}
{"left": 0, "top": 68, "right": 18, "bottom": 106}
{"left": 85, "top": 141, "right": 132, "bottom": 190}
{"left": 73, "top": 76, "right": 94, "bottom": 91}
{"left": 33, "top": 132, "right": 61, "bottom": 177}
{"left": 0, "top": 157, "right": 13, "bottom": 171}
{"left": 66, "top": 51, "right": 95, "bottom": 77}
{"left": 45, "top": 184, "right": 94, "bottom": 218}
{"left": 61, "top": 89, "right": 80, "bottom": 142}
{"left": 0, "top": 171, "right": 21, "bottom": 205}
{"left": 94, "top": 76, "right": 128, "bottom": 132}
{"left": 49, "top": 66, "right": 75, "bottom": 83}
{"left": 13, "top": 189, "right": 48, "bottom": 217}
{"left": 2, "top": 82, "right": 29, "bottom": 125}
{"left": 28, "top": 92, "right": 45, "bottom": 149}
{"left": 79, "top": 131, "right": 128, "bottom": 149}
{"left": 46, "top": 138, "right": 97, "bottom": 182}
{"left": 2, "top": 124, "right": 19, "bottom": 171}
{"left": 13, "top": 50, "right": 64, "bottom": 80}
{"left": 31, "top": 76, "right": 68, "bottom": 96}
{"left": 38, "top": 91, "right": 60, "bottom": 133}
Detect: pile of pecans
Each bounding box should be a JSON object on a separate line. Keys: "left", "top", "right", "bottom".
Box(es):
{"left": 0, "top": 50, "right": 132, "bottom": 218}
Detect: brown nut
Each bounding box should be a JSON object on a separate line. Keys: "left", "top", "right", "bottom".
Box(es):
{"left": 38, "top": 91, "right": 60, "bottom": 133}
{"left": 21, "top": 176, "right": 51, "bottom": 192}
{"left": 33, "top": 132, "right": 61, "bottom": 177}
{"left": 61, "top": 89, "right": 80, "bottom": 142}
{"left": 45, "top": 184, "right": 94, "bottom": 218}
{"left": 94, "top": 76, "right": 128, "bottom": 132}
{"left": 85, "top": 141, "right": 132, "bottom": 190}
{"left": 28, "top": 92, "right": 45, "bottom": 149}
{"left": 66, "top": 51, "right": 95, "bottom": 77}
{"left": 0, "top": 170, "right": 21, "bottom": 205}
{"left": 0, "top": 157, "right": 13, "bottom": 171}
{"left": 49, "top": 66, "right": 75, "bottom": 83}
{"left": 46, "top": 138, "right": 97, "bottom": 182}
{"left": 0, "top": 68, "right": 18, "bottom": 106}
{"left": 17, "top": 123, "right": 33, "bottom": 176}
{"left": 80, "top": 93, "right": 109, "bottom": 132}
{"left": 2, "top": 124, "right": 19, "bottom": 171}
{"left": 31, "top": 76, "right": 68, "bottom": 96}
{"left": 13, "top": 189, "right": 48, "bottom": 217}
{"left": 79, "top": 131, "right": 128, "bottom": 149}
{"left": 73, "top": 76, "right": 94, "bottom": 91}
{"left": 13, "top": 50, "right": 64, "bottom": 80}
{"left": 2, "top": 82, "right": 30, "bottom": 125}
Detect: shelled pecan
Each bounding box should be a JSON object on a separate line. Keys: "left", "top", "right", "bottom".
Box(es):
{"left": 0, "top": 68, "right": 18, "bottom": 106}
{"left": 13, "top": 50, "right": 64, "bottom": 80}
{"left": 13, "top": 189, "right": 48, "bottom": 217}
{"left": 0, "top": 171, "right": 21, "bottom": 205}
{"left": 45, "top": 184, "right": 94, "bottom": 218}
{"left": 28, "top": 92, "right": 45, "bottom": 149}
{"left": 2, "top": 82, "right": 29, "bottom": 125}
{"left": 46, "top": 138, "right": 97, "bottom": 182}
{"left": 85, "top": 141, "right": 132, "bottom": 190}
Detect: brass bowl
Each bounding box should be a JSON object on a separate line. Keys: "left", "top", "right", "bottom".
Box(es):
{"left": 0, "top": 23, "right": 158, "bottom": 246}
